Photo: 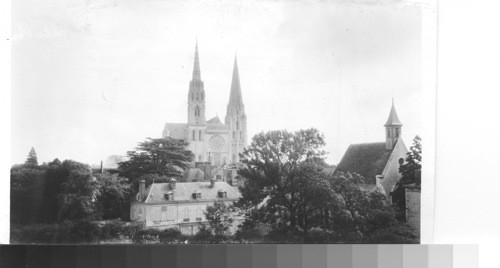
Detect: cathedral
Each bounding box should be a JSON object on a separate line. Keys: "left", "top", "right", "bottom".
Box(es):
{"left": 162, "top": 42, "right": 248, "bottom": 169}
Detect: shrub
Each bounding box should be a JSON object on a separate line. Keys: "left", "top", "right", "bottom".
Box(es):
{"left": 159, "top": 228, "right": 186, "bottom": 244}
{"left": 132, "top": 228, "right": 162, "bottom": 244}
{"left": 100, "top": 219, "right": 126, "bottom": 240}
{"left": 122, "top": 221, "right": 145, "bottom": 239}
{"left": 192, "top": 225, "right": 213, "bottom": 243}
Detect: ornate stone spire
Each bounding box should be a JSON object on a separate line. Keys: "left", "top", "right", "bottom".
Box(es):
{"left": 227, "top": 55, "right": 244, "bottom": 109}
{"left": 192, "top": 40, "right": 201, "bottom": 80}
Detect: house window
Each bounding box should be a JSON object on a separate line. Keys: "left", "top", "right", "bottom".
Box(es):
{"left": 192, "top": 192, "right": 201, "bottom": 199}
{"left": 196, "top": 217, "right": 202, "bottom": 222}
{"left": 218, "top": 190, "right": 227, "bottom": 198}
{"left": 164, "top": 192, "right": 174, "bottom": 201}
{"left": 183, "top": 218, "right": 190, "bottom": 222}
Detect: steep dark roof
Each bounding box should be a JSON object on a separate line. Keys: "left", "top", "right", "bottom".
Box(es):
{"left": 335, "top": 142, "right": 393, "bottom": 184}
{"left": 140, "top": 181, "right": 241, "bottom": 204}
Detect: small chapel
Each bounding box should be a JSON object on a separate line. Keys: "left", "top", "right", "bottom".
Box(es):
{"left": 162, "top": 42, "right": 248, "bottom": 183}
{"left": 335, "top": 101, "right": 408, "bottom": 200}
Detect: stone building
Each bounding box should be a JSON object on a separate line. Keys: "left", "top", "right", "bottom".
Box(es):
{"left": 130, "top": 179, "right": 242, "bottom": 235}
{"left": 335, "top": 101, "right": 408, "bottom": 199}
{"left": 162, "top": 42, "right": 248, "bottom": 167}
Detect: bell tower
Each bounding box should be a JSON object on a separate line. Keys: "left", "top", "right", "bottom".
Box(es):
{"left": 225, "top": 55, "right": 247, "bottom": 163}
{"left": 385, "top": 99, "right": 403, "bottom": 150}
{"left": 188, "top": 41, "right": 206, "bottom": 125}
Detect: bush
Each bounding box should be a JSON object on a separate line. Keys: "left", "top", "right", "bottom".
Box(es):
{"left": 192, "top": 225, "right": 213, "bottom": 243}
{"left": 11, "top": 220, "right": 101, "bottom": 244}
{"left": 64, "top": 220, "right": 101, "bottom": 243}
{"left": 99, "top": 219, "right": 126, "bottom": 240}
{"left": 303, "top": 228, "right": 339, "bottom": 244}
{"left": 122, "top": 221, "right": 145, "bottom": 239}
{"left": 132, "top": 228, "right": 162, "bottom": 244}
{"left": 159, "top": 228, "right": 186, "bottom": 244}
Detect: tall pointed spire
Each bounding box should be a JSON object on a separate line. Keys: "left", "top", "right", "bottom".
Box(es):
{"left": 228, "top": 55, "right": 243, "bottom": 107}
{"left": 385, "top": 99, "right": 402, "bottom": 126}
{"left": 192, "top": 40, "right": 201, "bottom": 80}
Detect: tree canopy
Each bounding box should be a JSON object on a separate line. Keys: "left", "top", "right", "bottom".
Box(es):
{"left": 25, "top": 147, "right": 38, "bottom": 166}
{"left": 397, "top": 135, "right": 422, "bottom": 187}
{"left": 118, "top": 137, "right": 194, "bottom": 180}
{"left": 236, "top": 128, "right": 330, "bottom": 234}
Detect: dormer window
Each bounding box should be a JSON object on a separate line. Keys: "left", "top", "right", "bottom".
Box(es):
{"left": 164, "top": 191, "right": 174, "bottom": 201}
{"left": 192, "top": 191, "right": 201, "bottom": 199}
{"left": 218, "top": 189, "right": 227, "bottom": 198}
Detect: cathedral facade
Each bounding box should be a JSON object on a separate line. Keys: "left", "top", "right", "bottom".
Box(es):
{"left": 162, "top": 43, "right": 248, "bottom": 167}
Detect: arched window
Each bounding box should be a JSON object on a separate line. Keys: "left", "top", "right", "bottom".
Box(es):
{"left": 196, "top": 92, "right": 199, "bottom": 101}
{"left": 199, "top": 130, "right": 202, "bottom": 140}
{"left": 195, "top": 106, "right": 200, "bottom": 117}
{"left": 192, "top": 130, "right": 196, "bottom": 140}
{"left": 236, "top": 121, "right": 239, "bottom": 130}
{"left": 201, "top": 92, "right": 204, "bottom": 100}
{"left": 395, "top": 128, "right": 399, "bottom": 137}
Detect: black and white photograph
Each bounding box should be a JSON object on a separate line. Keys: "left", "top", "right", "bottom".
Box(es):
{"left": 7, "top": 0, "right": 430, "bottom": 245}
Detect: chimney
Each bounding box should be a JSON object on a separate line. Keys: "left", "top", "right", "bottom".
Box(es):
{"left": 139, "top": 180, "right": 146, "bottom": 199}
{"left": 210, "top": 178, "right": 216, "bottom": 188}
{"left": 170, "top": 178, "right": 177, "bottom": 190}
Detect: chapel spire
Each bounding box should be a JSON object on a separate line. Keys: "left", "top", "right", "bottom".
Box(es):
{"left": 385, "top": 99, "right": 403, "bottom": 150}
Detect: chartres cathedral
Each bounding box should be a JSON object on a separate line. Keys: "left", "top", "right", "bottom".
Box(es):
{"left": 162, "top": 42, "right": 248, "bottom": 169}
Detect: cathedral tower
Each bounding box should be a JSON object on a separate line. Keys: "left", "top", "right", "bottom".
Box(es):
{"left": 188, "top": 41, "right": 206, "bottom": 126}
{"left": 225, "top": 55, "right": 247, "bottom": 163}
{"left": 385, "top": 99, "right": 403, "bottom": 150}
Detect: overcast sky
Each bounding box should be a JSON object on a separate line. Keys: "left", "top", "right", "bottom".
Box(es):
{"left": 11, "top": 0, "right": 423, "bottom": 166}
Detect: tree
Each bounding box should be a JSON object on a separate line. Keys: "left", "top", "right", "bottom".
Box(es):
{"left": 25, "top": 147, "right": 38, "bottom": 166}
{"left": 203, "top": 201, "right": 235, "bottom": 242}
{"left": 236, "top": 128, "right": 330, "bottom": 237}
{"left": 392, "top": 135, "right": 422, "bottom": 220}
{"left": 397, "top": 135, "right": 422, "bottom": 186}
{"left": 326, "top": 171, "right": 418, "bottom": 243}
{"left": 118, "top": 137, "right": 194, "bottom": 181}
{"left": 57, "top": 160, "right": 100, "bottom": 221}
{"left": 95, "top": 172, "right": 130, "bottom": 220}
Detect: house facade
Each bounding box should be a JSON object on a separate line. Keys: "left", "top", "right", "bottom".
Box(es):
{"left": 130, "top": 179, "right": 242, "bottom": 235}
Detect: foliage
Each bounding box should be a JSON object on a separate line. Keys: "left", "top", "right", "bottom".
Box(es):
{"left": 10, "top": 220, "right": 101, "bottom": 244}
{"left": 118, "top": 137, "right": 194, "bottom": 180}
{"left": 25, "top": 147, "right": 38, "bottom": 166}
{"left": 392, "top": 135, "right": 422, "bottom": 220}
{"left": 10, "top": 166, "right": 46, "bottom": 225}
{"left": 237, "top": 128, "right": 331, "bottom": 235}
{"left": 95, "top": 172, "right": 130, "bottom": 220}
{"left": 159, "top": 228, "right": 186, "bottom": 244}
{"left": 192, "top": 225, "right": 214, "bottom": 243}
{"left": 57, "top": 160, "right": 100, "bottom": 221}
{"left": 204, "top": 201, "right": 235, "bottom": 243}
{"left": 132, "top": 228, "right": 162, "bottom": 244}
{"left": 397, "top": 135, "right": 422, "bottom": 187}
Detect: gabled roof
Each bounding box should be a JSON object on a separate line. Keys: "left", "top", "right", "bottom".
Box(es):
{"left": 207, "top": 116, "right": 222, "bottom": 125}
{"left": 385, "top": 101, "right": 402, "bottom": 126}
{"left": 141, "top": 181, "right": 241, "bottom": 204}
{"left": 335, "top": 142, "right": 394, "bottom": 184}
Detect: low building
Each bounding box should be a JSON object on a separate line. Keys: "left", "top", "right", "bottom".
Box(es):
{"left": 335, "top": 101, "right": 408, "bottom": 200}
{"left": 130, "top": 178, "right": 242, "bottom": 235}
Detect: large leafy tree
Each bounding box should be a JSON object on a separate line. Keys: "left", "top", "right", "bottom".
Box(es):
{"left": 57, "top": 160, "right": 100, "bottom": 221}
{"left": 95, "top": 172, "right": 130, "bottom": 220}
{"left": 325, "top": 171, "right": 416, "bottom": 243}
{"left": 237, "top": 128, "right": 330, "bottom": 235}
{"left": 118, "top": 137, "right": 194, "bottom": 180}
{"left": 25, "top": 147, "right": 38, "bottom": 166}
{"left": 203, "top": 201, "right": 235, "bottom": 243}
